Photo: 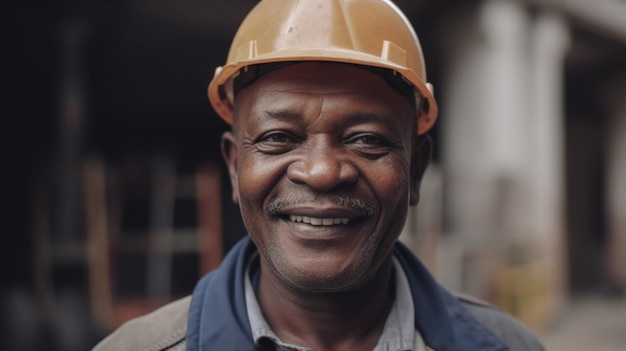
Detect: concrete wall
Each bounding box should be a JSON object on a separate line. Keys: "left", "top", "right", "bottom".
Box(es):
{"left": 436, "top": 0, "right": 569, "bottom": 330}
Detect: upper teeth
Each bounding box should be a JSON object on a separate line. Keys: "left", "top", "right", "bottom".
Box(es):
{"left": 289, "top": 215, "right": 349, "bottom": 226}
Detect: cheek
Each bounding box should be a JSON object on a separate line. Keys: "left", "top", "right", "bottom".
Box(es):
{"left": 371, "top": 157, "right": 411, "bottom": 199}
{"left": 373, "top": 158, "right": 412, "bottom": 233}
{"left": 237, "top": 155, "right": 286, "bottom": 212}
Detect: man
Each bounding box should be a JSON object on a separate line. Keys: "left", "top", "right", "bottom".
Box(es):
{"left": 94, "top": 0, "right": 545, "bottom": 350}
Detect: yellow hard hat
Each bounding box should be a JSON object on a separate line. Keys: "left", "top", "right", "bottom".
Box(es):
{"left": 208, "top": 0, "right": 438, "bottom": 135}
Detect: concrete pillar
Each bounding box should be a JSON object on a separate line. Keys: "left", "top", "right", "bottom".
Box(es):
{"left": 527, "top": 11, "right": 570, "bottom": 326}
{"left": 440, "top": 0, "right": 569, "bottom": 329}
{"left": 441, "top": 0, "right": 531, "bottom": 298}
{"left": 528, "top": 13, "right": 569, "bottom": 249}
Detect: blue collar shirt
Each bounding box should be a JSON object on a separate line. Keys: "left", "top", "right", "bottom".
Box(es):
{"left": 244, "top": 255, "right": 427, "bottom": 351}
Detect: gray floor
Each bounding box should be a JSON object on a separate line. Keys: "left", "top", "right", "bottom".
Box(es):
{"left": 541, "top": 295, "right": 626, "bottom": 351}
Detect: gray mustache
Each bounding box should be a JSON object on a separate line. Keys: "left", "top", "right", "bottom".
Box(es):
{"left": 267, "top": 196, "right": 375, "bottom": 217}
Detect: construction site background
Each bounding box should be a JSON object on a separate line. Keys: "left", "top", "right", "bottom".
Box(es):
{"left": 4, "top": 0, "right": 625, "bottom": 350}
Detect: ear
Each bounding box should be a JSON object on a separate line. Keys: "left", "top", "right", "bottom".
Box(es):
{"left": 409, "top": 134, "right": 432, "bottom": 206}
{"left": 221, "top": 131, "right": 240, "bottom": 205}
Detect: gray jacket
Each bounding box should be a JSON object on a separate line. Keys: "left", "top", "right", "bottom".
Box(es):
{"left": 93, "top": 293, "right": 545, "bottom": 351}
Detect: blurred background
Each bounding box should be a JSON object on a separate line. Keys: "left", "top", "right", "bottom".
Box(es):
{"left": 4, "top": 0, "right": 625, "bottom": 350}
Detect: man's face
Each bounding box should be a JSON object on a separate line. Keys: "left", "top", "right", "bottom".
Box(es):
{"left": 222, "top": 62, "right": 430, "bottom": 293}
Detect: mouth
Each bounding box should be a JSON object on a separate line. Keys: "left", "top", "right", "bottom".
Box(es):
{"left": 269, "top": 197, "right": 375, "bottom": 230}
{"left": 288, "top": 215, "right": 350, "bottom": 226}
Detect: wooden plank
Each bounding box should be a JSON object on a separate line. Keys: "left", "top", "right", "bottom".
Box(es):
{"left": 196, "top": 164, "right": 223, "bottom": 274}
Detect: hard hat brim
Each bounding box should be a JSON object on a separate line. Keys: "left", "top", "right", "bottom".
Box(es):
{"left": 208, "top": 48, "right": 438, "bottom": 135}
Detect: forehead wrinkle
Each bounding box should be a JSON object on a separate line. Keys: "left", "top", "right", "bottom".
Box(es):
{"left": 257, "top": 100, "right": 410, "bottom": 138}
{"left": 234, "top": 64, "right": 415, "bottom": 134}
{"left": 263, "top": 109, "right": 304, "bottom": 124}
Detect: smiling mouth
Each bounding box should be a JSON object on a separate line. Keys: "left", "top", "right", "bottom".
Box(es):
{"left": 288, "top": 215, "right": 350, "bottom": 226}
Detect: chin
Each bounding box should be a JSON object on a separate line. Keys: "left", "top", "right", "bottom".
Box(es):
{"left": 272, "top": 254, "right": 377, "bottom": 293}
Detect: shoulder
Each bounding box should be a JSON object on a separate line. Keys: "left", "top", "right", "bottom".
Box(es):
{"left": 92, "top": 296, "right": 191, "bottom": 351}
{"left": 453, "top": 292, "right": 546, "bottom": 351}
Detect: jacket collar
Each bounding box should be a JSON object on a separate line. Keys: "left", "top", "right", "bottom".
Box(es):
{"left": 187, "top": 236, "right": 508, "bottom": 351}
{"left": 393, "top": 242, "right": 508, "bottom": 351}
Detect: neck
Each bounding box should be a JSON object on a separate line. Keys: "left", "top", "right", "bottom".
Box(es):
{"left": 256, "top": 257, "right": 395, "bottom": 351}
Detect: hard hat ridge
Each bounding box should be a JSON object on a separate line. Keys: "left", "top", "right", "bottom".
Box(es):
{"left": 208, "top": 0, "right": 438, "bottom": 135}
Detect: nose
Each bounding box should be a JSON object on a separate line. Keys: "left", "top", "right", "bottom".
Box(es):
{"left": 287, "top": 139, "right": 358, "bottom": 192}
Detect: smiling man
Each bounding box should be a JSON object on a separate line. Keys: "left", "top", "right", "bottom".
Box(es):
{"left": 94, "top": 0, "right": 546, "bottom": 350}
{"left": 223, "top": 62, "right": 424, "bottom": 296}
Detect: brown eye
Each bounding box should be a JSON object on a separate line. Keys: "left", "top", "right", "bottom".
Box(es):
{"left": 263, "top": 132, "right": 294, "bottom": 143}
{"left": 345, "top": 133, "right": 392, "bottom": 158}
{"left": 256, "top": 131, "right": 300, "bottom": 154}
{"left": 347, "top": 134, "right": 388, "bottom": 147}
{"left": 354, "top": 135, "right": 384, "bottom": 145}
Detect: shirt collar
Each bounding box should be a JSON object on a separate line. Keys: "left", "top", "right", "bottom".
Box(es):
{"left": 186, "top": 236, "right": 506, "bottom": 351}
{"left": 244, "top": 254, "right": 422, "bottom": 351}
